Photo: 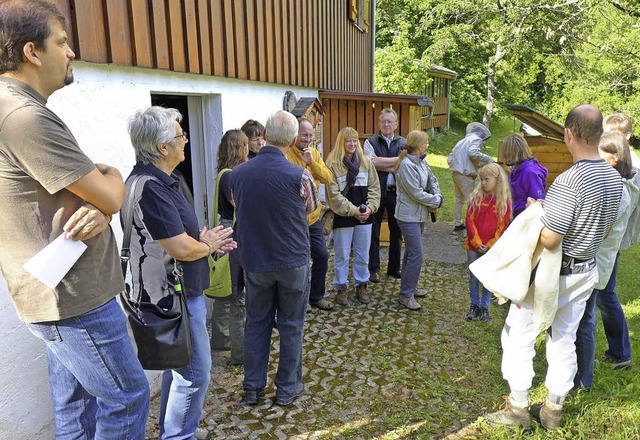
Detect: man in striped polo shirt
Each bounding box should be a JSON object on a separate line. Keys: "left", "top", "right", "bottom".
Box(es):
{"left": 487, "top": 105, "right": 623, "bottom": 430}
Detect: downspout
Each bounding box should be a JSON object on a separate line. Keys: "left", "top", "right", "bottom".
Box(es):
{"left": 371, "top": 0, "right": 376, "bottom": 92}
{"left": 447, "top": 73, "right": 458, "bottom": 129}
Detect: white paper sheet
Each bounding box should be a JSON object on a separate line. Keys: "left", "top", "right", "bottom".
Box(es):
{"left": 23, "top": 234, "right": 88, "bottom": 289}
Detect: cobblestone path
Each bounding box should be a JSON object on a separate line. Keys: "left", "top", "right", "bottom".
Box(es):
{"left": 146, "top": 227, "right": 503, "bottom": 439}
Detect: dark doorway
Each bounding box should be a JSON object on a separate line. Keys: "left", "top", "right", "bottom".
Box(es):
{"left": 150, "top": 94, "right": 194, "bottom": 203}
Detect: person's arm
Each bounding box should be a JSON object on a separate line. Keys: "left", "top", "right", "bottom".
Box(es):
{"left": 466, "top": 209, "right": 484, "bottom": 250}
{"left": 486, "top": 202, "right": 512, "bottom": 248}
{"left": 327, "top": 168, "right": 357, "bottom": 217}
{"left": 522, "top": 168, "right": 547, "bottom": 201}
{"left": 366, "top": 162, "right": 381, "bottom": 213}
{"left": 371, "top": 156, "right": 398, "bottom": 172}
{"left": 66, "top": 164, "right": 125, "bottom": 215}
{"left": 364, "top": 139, "right": 397, "bottom": 172}
{"left": 396, "top": 162, "right": 443, "bottom": 208}
{"left": 158, "top": 226, "right": 235, "bottom": 261}
{"left": 468, "top": 138, "right": 494, "bottom": 167}
{"left": 540, "top": 227, "right": 563, "bottom": 250}
{"left": 300, "top": 169, "right": 319, "bottom": 214}
{"left": 62, "top": 164, "right": 126, "bottom": 240}
{"left": 308, "top": 149, "right": 334, "bottom": 185}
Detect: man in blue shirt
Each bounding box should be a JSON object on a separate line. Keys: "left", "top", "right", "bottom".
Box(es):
{"left": 231, "top": 110, "right": 319, "bottom": 407}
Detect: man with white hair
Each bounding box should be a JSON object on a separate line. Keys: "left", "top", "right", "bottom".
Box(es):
{"left": 231, "top": 110, "right": 319, "bottom": 407}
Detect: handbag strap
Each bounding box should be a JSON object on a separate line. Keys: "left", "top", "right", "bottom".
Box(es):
{"left": 211, "top": 168, "right": 232, "bottom": 228}
{"left": 120, "top": 174, "right": 153, "bottom": 278}
{"left": 120, "top": 174, "right": 185, "bottom": 301}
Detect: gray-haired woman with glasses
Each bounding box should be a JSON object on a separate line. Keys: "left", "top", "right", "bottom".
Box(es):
{"left": 123, "top": 106, "right": 236, "bottom": 439}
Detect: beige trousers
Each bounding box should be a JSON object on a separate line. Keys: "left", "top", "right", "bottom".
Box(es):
{"left": 452, "top": 171, "right": 476, "bottom": 226}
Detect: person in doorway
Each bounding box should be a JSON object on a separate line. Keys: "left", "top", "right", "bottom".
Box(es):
{"left": 0, "top": 1, "right": 150, "bottom": 437}
{"left": 364, "top": 108, "right": 405, "bottom": 282}
{"left": 286, "top": 118, "right": 334, "bottom": 310}
{"left": 486, "top": 105, "right": 622, "bottom": 431}
{"left": 448, "top": 122, "right": 494, "bottom": 231}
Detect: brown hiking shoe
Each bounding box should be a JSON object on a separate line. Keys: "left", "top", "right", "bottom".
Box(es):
{"left": 485, "top": 396, "right": 531, "bottom": 429}
{"left": 530, "top": 397, "right": 562, "bottom": 430}
{"left": 335, "top": 289, "right": 348, "bottom": 305}
{"left": 356, "top": 284, "right": 370, "bottom": 304}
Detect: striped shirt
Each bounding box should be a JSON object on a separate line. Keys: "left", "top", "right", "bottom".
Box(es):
{"left": 542, "top": 159, "right": 622, "bottom": 260}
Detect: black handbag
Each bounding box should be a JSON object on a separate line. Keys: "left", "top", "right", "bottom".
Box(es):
{"left": 119, "top": 174, "right": 193, "bottom": 370}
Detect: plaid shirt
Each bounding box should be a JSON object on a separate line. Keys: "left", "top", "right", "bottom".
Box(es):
{"left": 300, "top": 169, "right": 319, "bottom": 214}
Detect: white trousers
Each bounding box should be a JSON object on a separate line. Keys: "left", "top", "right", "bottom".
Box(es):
{"left": 501, "top": 266, "right": 596, "bottom": 398}
{"left": 332, "top": 224, "right": 372, "bottom": 289}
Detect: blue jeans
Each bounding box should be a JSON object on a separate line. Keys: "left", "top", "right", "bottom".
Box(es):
{"left": 575, "top": 255, "right": 630, "bottom": 389}
{"left": 597, "top": 256, "right": 631, "bottom": 362}
{"left": 333, "top": 224, "right": 372, "bottom": 289}
{"left": 467, "top": 250, "right": 491, "bottom": 309}
{"left": 309, "top": 220, "right": 329, "bottom": 302}
{"left": 244, "top": 264, "right": 310, "bottom": 401}
{"left": 398, "top": 220, "right": 424, "bottom": 298}
{"left": 26, "top": 297, "right": 149, "bottom": 440}
{"left": 159, "top": 294, "right": 212, "bottom": 439}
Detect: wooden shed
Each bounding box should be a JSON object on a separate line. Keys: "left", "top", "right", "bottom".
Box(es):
{"left": 503, "top": 104, "right": 571, "bottom": 187}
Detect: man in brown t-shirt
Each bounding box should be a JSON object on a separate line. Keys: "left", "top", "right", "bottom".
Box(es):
{"left": 0, "top": 1, "right": 149, "bottom": 437}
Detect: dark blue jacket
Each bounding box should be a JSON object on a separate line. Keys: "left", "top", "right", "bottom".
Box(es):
{"left": 231, "top": 146, "right": 310, "bottom": 272}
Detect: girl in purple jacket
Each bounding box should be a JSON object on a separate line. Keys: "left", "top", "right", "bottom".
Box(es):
{"left": 501, "top": 134, "right": 548, "bottom": 217}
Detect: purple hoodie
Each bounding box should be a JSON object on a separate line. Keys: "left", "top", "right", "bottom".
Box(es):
{"left": 509, "top": 158, "right": 548, "bottom": 216}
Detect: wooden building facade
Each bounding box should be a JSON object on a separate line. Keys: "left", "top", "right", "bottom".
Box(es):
{"left": 52, "top": 0, "right": 374, "bottom": 92}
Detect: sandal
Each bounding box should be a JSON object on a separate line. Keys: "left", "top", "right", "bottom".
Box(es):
{"left": 309, "top": 299, "right": 334, "bottom": 311}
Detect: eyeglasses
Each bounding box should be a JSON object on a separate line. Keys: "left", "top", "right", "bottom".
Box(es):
{"left": 174, "top": 131, "right": 188, "bottom": 141}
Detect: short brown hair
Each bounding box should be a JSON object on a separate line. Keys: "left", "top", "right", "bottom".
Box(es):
{"left": 0, "top": 0, "right": 66, "bottom": 74}
{"left": 240, "top": 119, "right": 264, "bottom": 140}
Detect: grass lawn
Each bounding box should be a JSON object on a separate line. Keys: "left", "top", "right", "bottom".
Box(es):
{"left": 426, "top": 116, "right": 640, "bottom": 439}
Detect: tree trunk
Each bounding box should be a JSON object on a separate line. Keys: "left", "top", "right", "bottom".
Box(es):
{"left": 483, "top": 44, "right": 507, "bottom": 127}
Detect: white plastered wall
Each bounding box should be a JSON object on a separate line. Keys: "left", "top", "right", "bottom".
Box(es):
{"left": 0, "top": 61, "right": 316, "bottom": 439}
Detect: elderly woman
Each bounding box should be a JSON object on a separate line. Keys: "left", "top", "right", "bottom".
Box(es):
{"left": 123, "top": 106, "right": 235, "bottom": 439}
{"left": 210, "top": 129, "right": 249, "bottom": 364}
{"left": 326, "top": 127, "right": 380, "bottom": 305}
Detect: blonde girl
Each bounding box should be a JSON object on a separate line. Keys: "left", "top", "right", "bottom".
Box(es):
{"left": 325, "top": 127, "right": 381, "bottom": 305}
{"left": 464, "top": 163, "right": 512, "bottom": 322}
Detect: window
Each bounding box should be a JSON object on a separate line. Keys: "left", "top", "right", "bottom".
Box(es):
{"left": 349, "top": 0, "right": 370, "bottom": 32}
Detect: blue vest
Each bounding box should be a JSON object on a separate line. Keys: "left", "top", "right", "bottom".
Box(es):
{"left": 231, "top": 146, "right": 310, "bottom": 272}
{"left": 367, "top": 133, "right": 405, "bottom": 197}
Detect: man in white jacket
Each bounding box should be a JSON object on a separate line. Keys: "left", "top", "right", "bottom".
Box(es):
{"left": 486, "top": 105, "right": 622, "bottom": 431}
{"left": 447, "top": 122, "right": 493, "bottom": 232}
